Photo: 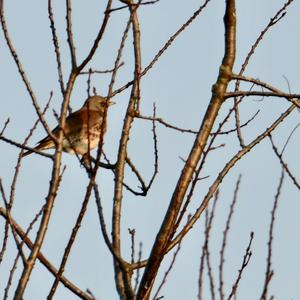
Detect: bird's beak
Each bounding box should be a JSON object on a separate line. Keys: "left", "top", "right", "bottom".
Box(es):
{"left": 108, "top": 100, "right": 116, "bottom": 106}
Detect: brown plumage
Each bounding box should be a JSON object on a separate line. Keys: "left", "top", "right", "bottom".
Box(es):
{"left": 23, "top": 95, "right": 114, "bottom": 157}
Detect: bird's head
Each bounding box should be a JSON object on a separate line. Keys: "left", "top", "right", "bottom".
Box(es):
{"left": 83, "top": 95, "right": 115, "bottom": 111}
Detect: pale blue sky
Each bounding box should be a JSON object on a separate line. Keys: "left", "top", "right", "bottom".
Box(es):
{"left": 1, "top": 1, "right": 300, "bottom": 299}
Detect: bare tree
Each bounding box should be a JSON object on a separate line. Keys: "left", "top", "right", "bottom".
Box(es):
{"left": 1, "top": 0, "right": 300, "bottom": 299}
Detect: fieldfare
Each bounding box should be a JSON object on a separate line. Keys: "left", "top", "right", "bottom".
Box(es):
{"left": 23, "top": 95, "right": 114, "bottom": 157}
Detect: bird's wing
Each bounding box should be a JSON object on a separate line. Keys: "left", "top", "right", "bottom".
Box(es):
{"left": 35, "top": 109, "right": 103, "bottom": 147}
{"left": 35, "top": 111, "right": 84, "bottom": 147}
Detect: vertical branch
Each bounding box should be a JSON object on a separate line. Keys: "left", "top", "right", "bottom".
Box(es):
{"left": 134, "top": 242, "right": 143, "bottom": 293}
{"left": 198, "top": 191, "right": 218, "bottom": 300}
{"left": 198, "top": 212, "right": 208, "bottom": 300}
{"left": 137, "top": 1, "right": 236, "bottom": 298}
{"left": 205, "top": 192, "right": 219, "bottom": 300}
{"left": 66, "top": 0, "right": 77, "bottom": 68}
{"left": 260, "top": 169, "right": 285, "bottom": 300}
{"left": 48, "top": 0, "right": 65, "bottom": 96}
{"left": 112, "top": 1, "right": 141, "bottom": 299}
{"left": 219, "top": 175, "right": 241, "bottom": 300}
{"left": 227, "top": 232, "right": 254, "bottom": 300}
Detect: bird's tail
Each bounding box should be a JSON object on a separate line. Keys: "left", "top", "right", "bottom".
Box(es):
{"left": 22, "top": 139, "right": 54, "bottom": 157}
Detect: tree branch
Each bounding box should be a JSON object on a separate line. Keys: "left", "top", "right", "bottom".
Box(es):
{"left": 137, "top": 1, "right": 236, "bottom": 298}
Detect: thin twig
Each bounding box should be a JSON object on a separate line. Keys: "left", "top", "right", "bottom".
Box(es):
{"left": 134, "top": 242, "right": 143, "bottom": 293}
{"left": 268, "top": 134, "right": 300, "bottom": 190}
{"left": 48, "top": 0, "right": 65, "bottom": 95}
{"left": 66, "top": 0, "right": 77, "bottom": 68}
{"left": 281, "top": 123, "right": 300, "bottom": 154}
{"left": 93, "top": 183, "right": 128, "bottom": 267}
{"left": 226, "top": 90, "right": 300, "bottom": 101}
{"left": 152, "top": 241, "right": 182, "bottom": 300}
{"left": 77, "top": 0, "right": 113, "bottom": 72}
{"left": 231, "top": 75, "right": 300, "bottom": 110}
{"left": 129, "top": 228, "right": 136, "bottom": 264}
{"left": 0, "top": 180, "right": 10, "bottom": 264}
{"left": 198, "top": 211, "right": 208, "bottom": 300}
{"left": 206, "top": 193, "right": 218, "bottom": 300}
{"left": 211, "top": 110, "right": 260, "bottom": 136}
{"left": 80, "top": 62, "right": 125, "bottom": 75}
{"left": 227, "top": 232, "right": 254, "bottom": 300}
{"left": 0, "top": 118, "right": 10, "bottom": 135}
{"left": 136, "top": 113, "right": 198, "bottom": 134}
{"left": 260, "top": 168, "right": 285, "bottom": 300}
{"left": 125, "top": 103, "right": 159, "bottom": 196}
{"left": 147, "top": 103, "right": 159, "bottom": 190}
{"left": 126, "top": 156, "right": 147, "bottom": 191}
{"left": 108, "top": 0, "right": 160, "bottom": 13}
{"left": 86, "top": 68, "right": 92, "bottom": 97}
{"left": 197, "top": 192, "right": 218, "bottom": 300}
{"left": 219, "top": 175, "right": 242, "bottom": 300}
{"left": 0, "top": 136, "right": 53, "bottom": 159}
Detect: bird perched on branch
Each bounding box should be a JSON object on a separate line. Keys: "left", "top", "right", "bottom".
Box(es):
{"left": 23, "top": 95, "right": 115, "bottom": 157}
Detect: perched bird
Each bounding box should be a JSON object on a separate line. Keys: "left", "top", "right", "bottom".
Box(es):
{"left": 23, "top": 95, "right": 114, "bottom": 157}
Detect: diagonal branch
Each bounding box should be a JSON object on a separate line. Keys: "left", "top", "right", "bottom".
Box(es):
{"left": 77, "top": 0, "right": 113, "bottom": 72}
{"left": 168, "top": 103, "right": 296, "bottom": 253}
{"left": 268, "top": 134, "right": 300, "bottom": 190}
{"left": 227, "top": 232, "right": 254, "bottom": 300}
{"left": 136, "top": 1, "right": 236, "bottom": 298}
{"left": 112, "top": 0, "right": 212, "bottom": 97}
